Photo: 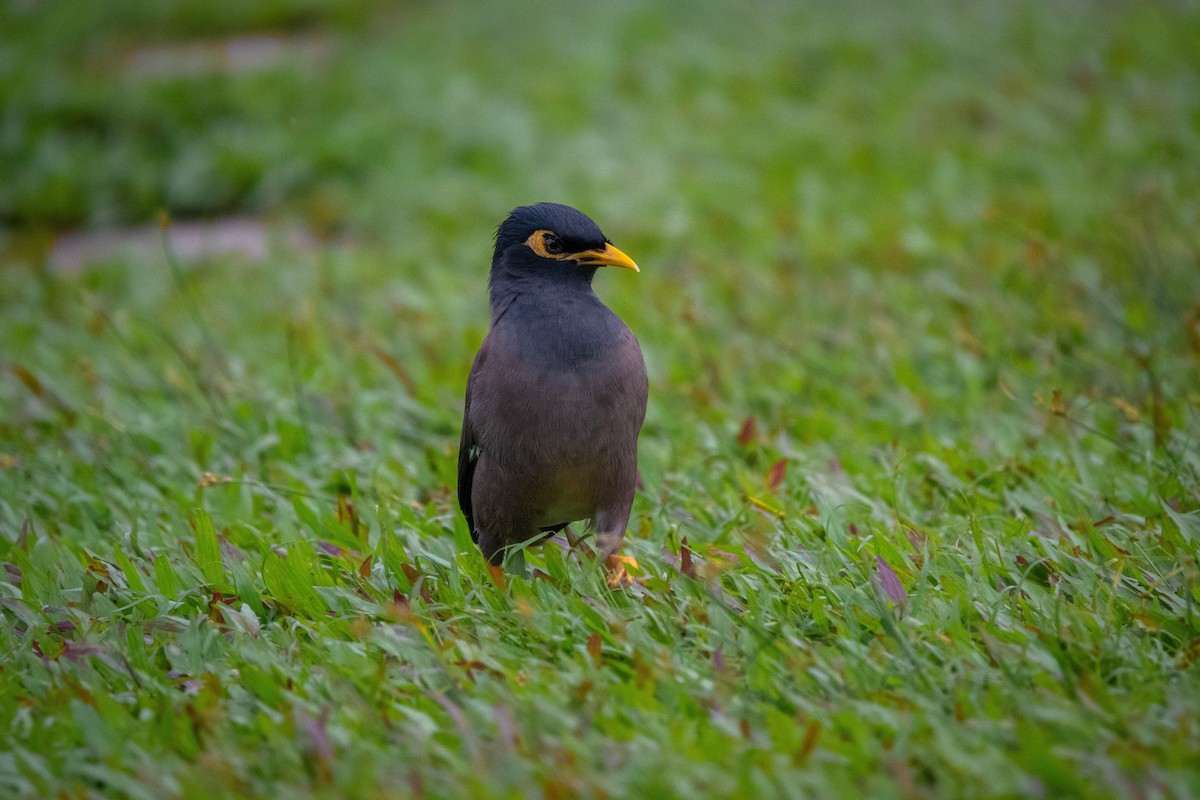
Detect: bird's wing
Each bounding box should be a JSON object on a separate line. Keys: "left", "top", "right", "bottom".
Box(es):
{"left": 458, "top": 349, "right": 483, "bottom": 543}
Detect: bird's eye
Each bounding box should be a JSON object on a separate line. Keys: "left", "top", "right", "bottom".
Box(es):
{"left": 543, "top": 234, "right": 564, "bottom": 255}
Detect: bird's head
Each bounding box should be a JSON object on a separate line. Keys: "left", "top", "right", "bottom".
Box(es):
{"left": 491, "top": 203, "right": 638, "bottom": 291}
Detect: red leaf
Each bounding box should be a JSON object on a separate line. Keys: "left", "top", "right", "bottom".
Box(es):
{"left": 766, "top": 459, "right": 787, "bottom": 492}
{"left": 737, "top": 416, "right": 757, "bottom": 445}
{"left": 680, "top": 537, "right": 696, "bottom": 579}
{"left": 875, "top": 556, "right": 907, "bottom": 604}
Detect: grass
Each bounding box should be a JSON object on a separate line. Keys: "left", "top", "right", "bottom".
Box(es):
{"left": 2, "top": 0, "right": 1200, "bottom": 797}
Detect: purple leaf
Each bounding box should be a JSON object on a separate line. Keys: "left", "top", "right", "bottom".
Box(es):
{"left": 876, "top": 556, "right": 907, "bottom": 604}
{"left": 316, "top": 541, "right": 343, "bottom": 557}
{"left": 297, "top": 708, "right": 334, "bottom": 766}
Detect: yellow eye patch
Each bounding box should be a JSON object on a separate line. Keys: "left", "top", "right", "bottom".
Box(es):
{"left": 526, "top": 230, "right": 568, "bottom": 259}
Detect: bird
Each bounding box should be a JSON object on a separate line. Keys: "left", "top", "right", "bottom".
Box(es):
{"left": 457, "top": 202, "right": 647, "bottom": 586}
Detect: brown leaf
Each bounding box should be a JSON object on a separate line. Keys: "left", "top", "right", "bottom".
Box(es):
{"left": 795, "top": 719, "right": 821, "bottom": 764}
{"left": 11, "top": 365, "right": 75, "bottom": 422}
{"left": 487, "top": 563, "right": 507, "bottom": 590}
{"left": 586, "top": 632, "right": 602, "bottom": 665}
{"left": 452, "top": 660, "right": 501, "bottom": 681}
{"left": 736, "top": 416, "right": 757, "bottom": 445}
{"left": 400, "top": 563, "right": 438, "bottom": 606}
{"left": 680, "top": 537, "right": 696, "bottom": 579}
{"left": 336, "top": 494, "right": 360, "bottom": 537}
{"left": 408, "top": 769, "right": 425, "bottom": 798}
{"left": 766, "top": 459, "right": 787, "bottom": 492}
{"left": 358, "top": 554, "right": 373, "bottom": 579}
{"left": 12, "top": 365, "right": 45, "bottom": 398}
{"left": 391, "top": 591, "right": 412, "bottom": 620}
{"left": 1106, "top": 538, "right": 1131, "bottom": 556}
{"left": 368, "top": 343, "right": 418, "bottom": 395}
{"left": 1049, "top": 387, "right": 1067, "bottom": 415}
{"left": 208, "top": 593, "right": 226, "bottom": 624}
{"left": 1024, "top": 237, "right": 1047, "bottom": 269}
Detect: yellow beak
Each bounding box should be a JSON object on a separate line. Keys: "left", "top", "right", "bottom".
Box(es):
{"left": 573, "top": 242, "right": 639, "bottom": 272}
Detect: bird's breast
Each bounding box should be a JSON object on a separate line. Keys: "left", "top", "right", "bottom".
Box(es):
{"left": 469, "top": 307, "right": 647, "bottom": 476}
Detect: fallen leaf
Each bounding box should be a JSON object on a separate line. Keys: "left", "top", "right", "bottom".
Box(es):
{"left": 737, "top": 416, "right": 757, "bottom": 445}
{"left": 680, "top": 537, "right": 696, "bottom": 579}
{"left": 487, "top": 563, "right": 507, "bottom": 590}
{"left": 766, "top": 459, "right": 787, "bottom": 491}
{"left": 795, "top": 719, "right": 821, "bottom": 764}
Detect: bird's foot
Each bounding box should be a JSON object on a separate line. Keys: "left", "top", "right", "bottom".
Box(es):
{"left": 604, "top": 554, "right": 639, "bottom": 589}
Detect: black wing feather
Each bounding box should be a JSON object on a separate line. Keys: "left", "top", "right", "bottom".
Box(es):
{"left": 457, "top": 378, "right": 479, "bottom": 543}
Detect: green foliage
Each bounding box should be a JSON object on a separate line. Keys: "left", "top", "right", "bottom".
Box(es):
{"left": 2, "top": 1, "right": 1200, "bottom": 798}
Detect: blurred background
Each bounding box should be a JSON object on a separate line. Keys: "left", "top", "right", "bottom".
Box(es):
{"left": 3, "top": 0, "right": 1197, "bottom": 481}
{"left": 1, "top": 2, "right": 1200, "bottom": 795}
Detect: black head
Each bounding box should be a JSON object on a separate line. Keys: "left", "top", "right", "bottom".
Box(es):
{"left": 490, "top": 203, "right": 638, "bottom": 298}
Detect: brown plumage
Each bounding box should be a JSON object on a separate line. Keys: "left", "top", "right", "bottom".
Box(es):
{"left": 458, "top": 203, "right": 647, "bottom": 578}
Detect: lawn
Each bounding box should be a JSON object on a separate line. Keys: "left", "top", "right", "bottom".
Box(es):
{"left": 2, "top": 1, "right": 1199, "bottom": 798}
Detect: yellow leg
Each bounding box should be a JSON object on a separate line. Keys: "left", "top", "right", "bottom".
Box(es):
{"left": 604, "top": 554, "right": 639, "bottom": 589}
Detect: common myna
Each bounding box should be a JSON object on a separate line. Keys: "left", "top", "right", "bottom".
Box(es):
{"left": 458, "top": 203, "right": 647, "bottom": 582}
